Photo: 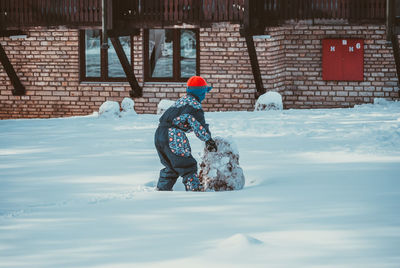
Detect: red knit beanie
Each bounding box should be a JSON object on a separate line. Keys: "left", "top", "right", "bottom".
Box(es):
{"left": 187, "top": 76, "right": 208, "bottom": 88}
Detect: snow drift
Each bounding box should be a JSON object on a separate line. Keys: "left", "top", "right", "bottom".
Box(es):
{"left": 255, "top": 91, "right": 283, "bottom": 111}
{"left": 157, "top": 99, "right": 176, "bottom": 115}
{"left": 98, "top": 98, "right": 137, "bottom": 118}
{"left": 98, "top": 101, "right": 120, "bottom": 118}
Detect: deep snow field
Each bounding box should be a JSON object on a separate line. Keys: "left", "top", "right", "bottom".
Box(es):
{"left": 1, "top": 100, "right": 400, "bottom": 267}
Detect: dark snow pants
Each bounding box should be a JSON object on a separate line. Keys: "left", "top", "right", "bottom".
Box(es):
{"left": 154, "top": 126, "right": 198, "bottom": 191}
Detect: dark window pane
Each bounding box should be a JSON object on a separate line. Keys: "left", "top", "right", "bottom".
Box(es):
{"left": 85, "top": 30, "right": 101, "bottom": 77}
{"left": 180, "top": 29, "right": 197, "bottom": 78}
{"left": 149, "top": 29, "right": 173, "bottom": 78}
{"left": 108, "top": 36, "right": 131, "bottom": 78}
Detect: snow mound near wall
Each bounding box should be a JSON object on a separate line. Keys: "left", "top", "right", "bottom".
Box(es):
{"left": 354, "top": 98, "right": 400, "bottom": 110}
{"left": 371, "top": 98, "right": 399, "bottom": 108}
{"left": 121, "top": 98, "right": 137, "bottom": 116}
{"left": 157, "top": 99, "right": 176, "bottom": 115}
{"left": 255, "top": 91, "right": 283, "bottom": 111}
{"left": 199, "top": 136, "right": 245, "bottom": 191}
{"left": 99, "top": 101, "right": 121, "bottom": 118}
{"left": 98, "top": 99, "right": 137, "bottom": 118}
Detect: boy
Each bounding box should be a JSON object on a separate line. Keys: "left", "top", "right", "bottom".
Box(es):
{"left": 154, "top": 76, "right": 217, "bottom": 191}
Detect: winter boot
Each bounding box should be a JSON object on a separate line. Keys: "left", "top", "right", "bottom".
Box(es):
{"left": 184, "top": 173, "right": 203, "bottom": 192}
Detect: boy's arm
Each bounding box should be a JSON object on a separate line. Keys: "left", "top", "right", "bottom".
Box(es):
{"left": 186, "top": 108, "right": 211, "bottom": 142}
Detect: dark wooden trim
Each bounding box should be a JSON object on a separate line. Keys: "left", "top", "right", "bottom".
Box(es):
{"left": 110, "top": 36, "right": 142, "bottom": 97}
{"left": 196, "top": 29, "right": 200, "bottom": 76}
{"left": 100, "top": 43, "right": 108, "bottom": 78}
{"left": 0, "top": 30, "right": 25, "bottom": 37}
{"left": 79, "top": 29, "right": 135, "bottom": 83}
{"left": 387, "top": 0, "right": 394, "bottom": 41}
{"left": 143, "top": 29, "right": 150, "bottom": 82}
{"left": 102, "top": 0, "right": 108, "bottom": 46}
{"left": 244, "top": 30, "right": 265, "bottom": 97}
{"left": 106, "top": 0, "right": 113, "bottom": 30}
{"left": 143, "top": 28, "right": 200, "bottom": 82}
{"left": 243, "top": 0, "right": 250, "bottom": 29}
{"left": 79, "top": 29, "right": 86, "bottom": 81}
{"left": 386, "top": 0, "right": 400, "bottom": 86}
{"left": 1, "top": 0, "right": 388, "bottom": 31}
{"left": 391, "top": 33, "right": 400, "bottom": 84}
{"left": 0, "top": 43, "right": 26, "bottom": 95}
{"left": 108, "top": 28, "right": 140, "bottom": 36}
{"left": 174, "top": 29, "right": 180, "bottom": 80}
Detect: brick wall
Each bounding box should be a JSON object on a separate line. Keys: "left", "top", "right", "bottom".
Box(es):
{"left": 0, "top": 28, "right": 135, "bottom": 119}
{"left": 0, "top": 22, "right": 399, "bottom": 119}
{"left": 133, "top": 24, "right": 257, "bottom": 113}
{"left": 0, "top": 24, "right": 258, "bottom": 119}
{"left": 256, "top": 27, "right": 287, "bottom": 95}
{"left": 199, "top": 23, "right": 256, "bottom": 111}
{"left": 281, "top": 23, "right": 399, "bottom": 108}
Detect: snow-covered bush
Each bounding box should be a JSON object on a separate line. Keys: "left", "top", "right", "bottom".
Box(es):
{"left": 199, "top": 136, "right": 245, "bottom": 191}
{"left": 121, "top": 97, "right": 137, "bottom": 116}
{"left": 255, "top": 91, "right": 283, "bottom": 111}
{"left": 157, "top": 99, "right": 175, "bottom": 115}
{"left": 98, "top": 101, "right": 120, "bottom": 118}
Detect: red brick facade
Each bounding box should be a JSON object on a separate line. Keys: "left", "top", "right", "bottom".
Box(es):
{"left": 281, "top": 24, "right": 399, "bottom": 108}
{"left": 0, "top": 22, "right": 399, "bottom": 119}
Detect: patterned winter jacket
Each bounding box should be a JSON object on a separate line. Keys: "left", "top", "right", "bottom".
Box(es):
{"left": 158, "top": 93, "right": 212, "bottom": 157}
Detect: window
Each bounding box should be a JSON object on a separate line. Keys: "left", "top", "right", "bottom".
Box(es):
{"left": 144, "top": 29, "right": 199, "bottom": 82}
{"left": 80, "top": 30, "right": 133, "bottom": 82}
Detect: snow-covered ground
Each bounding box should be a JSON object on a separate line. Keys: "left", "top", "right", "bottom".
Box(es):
{"left": 1, "top": 100, "right": 400, "bottom": 267}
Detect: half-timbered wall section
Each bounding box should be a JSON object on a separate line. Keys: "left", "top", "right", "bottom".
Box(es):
{"left": 1, "top": 0, "right": 400, "bottom": 119}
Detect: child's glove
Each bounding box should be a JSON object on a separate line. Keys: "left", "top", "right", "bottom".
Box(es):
{"left": 185, "top": 176, "right": 203, "bottom": 192}
{"left": 206, "top": 139, "right": 217, "bottom": 152}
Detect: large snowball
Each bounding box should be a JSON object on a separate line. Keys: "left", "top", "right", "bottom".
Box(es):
{"left": 199, "top": 137, "right": 245, "bottom": 191}
{"left": 98, "top": 101, "right": 120, "bottom": 118}
{"left": 157, "top": 99, "right": 176, "bottom": 115}
{"left": 255, "top": 91, "right": 283, "bottom": 111}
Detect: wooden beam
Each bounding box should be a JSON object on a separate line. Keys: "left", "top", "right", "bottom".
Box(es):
{"left": 109, "top": 36, "right": 142, "bottom": 98}
{"left": 0, "top": 30, "right": 25, "bottom": 37}
{"left": 243, "top": 0, "right": 250, "bottom": 29}
{"left": 108, "top": 28, "right": 140, "bottom": 37}
{"left": 387, "top": 0, "right": 394, "bottom": 41}
{"left": 0, "top": 43, "right": 25, "bottom": 96}
{"left": 102, "top": 0, "right": 109, "bottom": 46}
{"left": 243, "top": 30, "right": 265, "bottom": 97}
{"left": 391, "top": 33, "right": 400, "bottom": 84}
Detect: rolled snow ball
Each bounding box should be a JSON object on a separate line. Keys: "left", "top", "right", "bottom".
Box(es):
{"left": 255, "top": 91, "right": 283, "bottom": 111}
{"left": 199, "top": 136, "right": 245, "bottom": 191}
{"left": 99, "top": 101, "right": 121, "bottom": 118}
{"left": 157, "top": 99, "right": 175, "bottom": 115}
{"left": 121, "top": 97, "right": 136, "bottom": 114}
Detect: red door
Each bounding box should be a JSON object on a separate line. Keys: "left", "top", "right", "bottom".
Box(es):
{"left": 322, "top": 39, "right": 364, "bottom": 81}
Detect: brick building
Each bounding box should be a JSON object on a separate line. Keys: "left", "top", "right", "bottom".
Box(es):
{"left": 1, "top": 1, "right": 399, "bottom": 119}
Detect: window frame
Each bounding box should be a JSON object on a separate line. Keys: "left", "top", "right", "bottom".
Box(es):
{"left": 143, "top": 28, "right": 200, "bottom": 82}
{"left": 79, "top": 29, "right": 134, "bottom": 82}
